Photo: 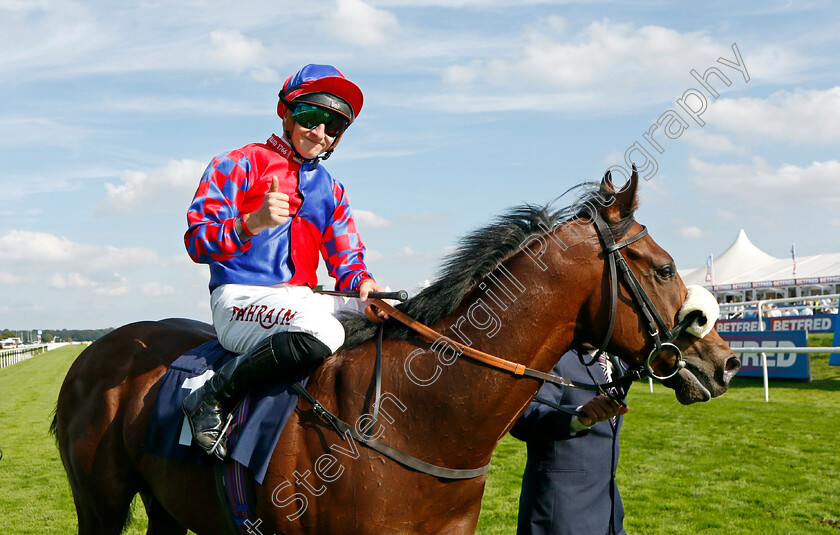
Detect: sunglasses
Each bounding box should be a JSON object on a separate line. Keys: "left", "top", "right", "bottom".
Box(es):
{"left": 291, "top": 103, "right": 350, "bottom": 137}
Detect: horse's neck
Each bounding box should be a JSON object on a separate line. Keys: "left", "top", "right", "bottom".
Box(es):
{"left": 376, "top": 249, "right": 592, "bottom": 465}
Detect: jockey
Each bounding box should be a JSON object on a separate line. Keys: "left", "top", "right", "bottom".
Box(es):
{"left": 183, "top": 64, "right": 386, "bottom": 460}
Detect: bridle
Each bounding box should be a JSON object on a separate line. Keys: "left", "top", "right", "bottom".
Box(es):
{"left": 587, "top": 208, "right": 703, "bottom": 385}
{"left": 291, "top": 208, "right": 706, "bottom": 479}
{"left": 361, "top": 209, "right": 704, "bottom": 405}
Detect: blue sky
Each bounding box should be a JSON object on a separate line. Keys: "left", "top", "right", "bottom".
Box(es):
{"left": 2, "top": 0, "right": 839, "bottom": 330}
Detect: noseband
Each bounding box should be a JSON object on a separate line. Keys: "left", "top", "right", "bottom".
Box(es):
{"left": 588, "top": 209, "right": 700, "bottom": 383}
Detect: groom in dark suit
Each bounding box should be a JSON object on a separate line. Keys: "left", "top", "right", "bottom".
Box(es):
{"left": 510, "top": 348, "right": 630, "bottom": 535}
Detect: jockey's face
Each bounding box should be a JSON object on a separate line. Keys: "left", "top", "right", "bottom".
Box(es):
{"left": 285, "top": 112, "right": 336, "bottom": 159}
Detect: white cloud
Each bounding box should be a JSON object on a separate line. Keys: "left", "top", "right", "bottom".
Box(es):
{"left": 442, "top": 20, "right": 732, "bottom": 91}
{"left": 0, "top": 117, "right": 89, "bottom": 148}
{"left": 92, "top": 274, "right": 131, "bottom": 296}
{"left": 0, "top": 303, "right": 43, "bottom": 315}
{"left": 365, "top": 249, "right": 385, "bottom": 263}
{"left": 690, "top": 157, "right": 840, "bottom": 207}
{"left": 679, "top": 226, "right": 705, "bottom": 239}
{"left": 210, "top": 31, "right": 266, "bottom": 70}
{"left": 0, "top": 1, "right": 111, "bottom": 79}
{"left": 0, "top": 230, "right": 160, "bottom": 271}
{"left": 354, "top": 209, "right": 392, "bottom": 229}
{"left": 372, "top": 0, "right": 560, "bottom": 5}
{"left": 429, "top": 20, "right": 811, "bottom": 114}
{"left": 0, "top": 229, "right": 159, "bottom": 296}
{"left": 1, "top": 231, "right": 97, "bottom": 263}
{"left": 139, "top": 281, "right": 177, "bottom": 296}
{"left": 46, "top": 271, "right": 130, "bottom": 296}
{"left": 0, "top": 4, "right": 286, "bottom": 81}
{"left": 328, "top": 0, "right": 399, "bottom": 46}
{"left": 394, "top": 246, "right": 438, "bottom": 263}
{"left": 681, "top": 130, "right": 748, "bottom": 156}
{"left": 249, "top": 66, "right": 281, "bottom": 83}
{"left": 48, "top": 272, "right": 96, "bottom": 290}
{"left": 707, "top": 86, "right": 840, "bottom": 144}
{"left": 209, "top": 30, "right": 279, "bottom": 82}
{"left": 2, "top": 1, "right": 50, "bottom": 10}
{"left": 442, "top": 63, "right": 479, "bottom": 86}
{"left": 99, "top": 159, "right": 206, "bottom": 215}
{"left": 93, "top": 96, "right": 265, "bottom": 115}
{"left": 0, "top": 272, "right": 25, "bottom": 285}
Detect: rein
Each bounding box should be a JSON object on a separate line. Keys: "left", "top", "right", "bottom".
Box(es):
{"left": 368, "top": 298, "right": 642, "bottom": 396}
{"left": 292, "top": 210, "right": 702, "bottom": 480}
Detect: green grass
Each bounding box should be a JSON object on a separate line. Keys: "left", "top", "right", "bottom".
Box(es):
{"left": 0, "top": 346, "right": 79, "bottom": 533}
{"left": 0, "top": 346, "right": 152, "bottom": 535}
{"left": 477, "top": 334, "right": 840, "bottom": 534}
{"left": 2, "top": 339, "right": 839, "bottom": 533}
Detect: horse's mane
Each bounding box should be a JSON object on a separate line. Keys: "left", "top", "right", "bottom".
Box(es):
{"left": 339, "top": 181, "right": 636, "bottom": 350}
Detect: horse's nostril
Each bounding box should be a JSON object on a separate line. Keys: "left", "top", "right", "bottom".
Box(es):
{"left": 725, "top": 355, "right": 741, "bottom": 376}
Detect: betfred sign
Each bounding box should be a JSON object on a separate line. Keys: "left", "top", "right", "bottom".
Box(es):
{"left": 715, "top": 314, "right": 836, "bottom": 334}
{"left": 715, "top": 320, "right": 761, "bottom": 333}
{"left": 721, "top": 330, "right": 810, "bottom": 381}
{"left": 769, "top": 315, "right": 834, "bottom": 333}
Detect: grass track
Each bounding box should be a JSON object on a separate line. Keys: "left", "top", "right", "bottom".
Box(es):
{"left": 1, "top": 340, "right": 838, "bottom": 533}
{"left": 477, "top": 334, "right": 840, "bottom": 534}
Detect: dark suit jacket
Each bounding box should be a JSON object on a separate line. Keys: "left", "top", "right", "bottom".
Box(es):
{"left": 510, "top": 350, "right": 627, "bottom": 535}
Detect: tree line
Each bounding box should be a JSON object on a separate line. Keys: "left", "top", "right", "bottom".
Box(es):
{"left": 0, "top": 328, "right": 114, "bottom": 343}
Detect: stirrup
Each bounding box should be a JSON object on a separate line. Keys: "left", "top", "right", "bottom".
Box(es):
{"left": 207, "top": 412, "right": 235, "bottom": 461}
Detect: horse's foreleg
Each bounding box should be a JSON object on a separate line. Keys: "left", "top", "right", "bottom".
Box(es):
{"left": 140, "top": 493, "right": 188, "bottom": 535}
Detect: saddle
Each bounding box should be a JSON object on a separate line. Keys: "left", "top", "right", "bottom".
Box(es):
{"left": 142, "top": 339, "right": 305, "bottom": 483}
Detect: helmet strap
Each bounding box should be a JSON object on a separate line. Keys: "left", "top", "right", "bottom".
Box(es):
{"left": 320, "top": 132, "right": 344, "bottom": 161}
{"left": 281, "top": 112, "right": 342, "bottom": 165}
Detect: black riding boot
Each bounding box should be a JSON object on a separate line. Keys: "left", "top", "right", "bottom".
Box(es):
{"left": 182, "top": 331, "right": 332, "bottom": 460}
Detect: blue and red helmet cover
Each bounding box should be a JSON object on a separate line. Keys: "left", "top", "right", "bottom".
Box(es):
{"left": 277, "top": 64, "right": 363, "bottom": 121}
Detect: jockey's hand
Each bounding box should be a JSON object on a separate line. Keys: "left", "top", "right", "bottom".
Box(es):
{"left": 577, "top": 395, "right": 629, "bottom": 426}
{"left": 359, "top": 278, "right": 389, "bottom": 319}
{"left": 243, "top": 175, "right": 290, "bottom": 234}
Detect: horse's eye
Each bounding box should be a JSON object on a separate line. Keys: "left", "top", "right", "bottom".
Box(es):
{"left": 657, "top": 264, "right": 675, "bottom": 279}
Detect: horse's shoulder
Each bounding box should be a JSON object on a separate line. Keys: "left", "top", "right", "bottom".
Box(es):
{"left": 307, "top": 336, "right": 411, "bottom": 402}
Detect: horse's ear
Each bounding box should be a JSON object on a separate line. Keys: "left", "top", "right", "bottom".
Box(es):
{"left": 599, "top": 166, "right": 639, "bottom": 223}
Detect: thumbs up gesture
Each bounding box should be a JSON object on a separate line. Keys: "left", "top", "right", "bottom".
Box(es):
{"left": 243, "top": 176, "right": 290, "bottom": 235}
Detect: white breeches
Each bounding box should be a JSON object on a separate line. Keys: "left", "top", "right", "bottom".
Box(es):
{"left": 210, "top": 283, "right": 367, "bottom": 355}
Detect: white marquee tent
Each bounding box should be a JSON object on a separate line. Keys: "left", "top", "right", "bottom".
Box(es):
{"left": 679, "top": 229, "right": 840, "bottom": 301}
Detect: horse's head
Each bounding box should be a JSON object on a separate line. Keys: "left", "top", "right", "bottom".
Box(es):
{"left": 579, "top": 168, "right": 740, "bottom": 404}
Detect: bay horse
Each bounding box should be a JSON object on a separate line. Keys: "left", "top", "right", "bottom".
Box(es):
{"left": 53, "top": 170, "right": 739, "bottom": 534}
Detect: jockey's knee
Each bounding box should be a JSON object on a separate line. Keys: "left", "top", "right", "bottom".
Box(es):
{"left": 304, "top": 316, "right": 345, "bottom": 355}
{"left": 269, "top": 331, "right": 334, "bottom": 375}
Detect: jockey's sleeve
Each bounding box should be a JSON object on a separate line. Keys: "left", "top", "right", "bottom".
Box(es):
{"left": 184, "top": 154, "right": 252, "bottom": 264}
{"left": 320, "top": 182, "right": 374, "bottom": 291}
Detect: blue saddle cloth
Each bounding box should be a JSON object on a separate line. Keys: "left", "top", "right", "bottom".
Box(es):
{"left": 142, "top": 340, "right": 307, "bottom": 484}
